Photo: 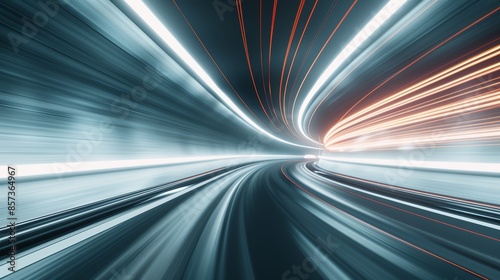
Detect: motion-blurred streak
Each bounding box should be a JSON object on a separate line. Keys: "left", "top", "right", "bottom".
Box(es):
{"left": 307, "top": 163, "right": 500, "bottom": 229}
{"left": 3, "top": 160, "right": 499, "bottom": 279}
{"left": 318, "top": 155, "right": 500, "bottom": 174}
{"left": 0, "top": 0, "right": 297, "bottom": 167}
{"left": 1, "top": 1, "right": 499, "bottom": 279}
{"left": 297, "top": 0, "right": 408, "bottom": 143}
{"left": 324, "top": 43, "right": 500, "bottom": 151}
{"left": 0, "top": 154, "right": 297, "bottom": 178}
{"left": 124, "top": 0, "right": 316, "bottom": 149}
{"left": 0, "top": 162, "right": 249, "bottom": 256}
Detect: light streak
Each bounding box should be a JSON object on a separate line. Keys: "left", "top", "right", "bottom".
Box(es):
{"left": 305, "top": 0, "right": 438, "bottom": 137}
{"left": 268, "top": 0, "right": 279, "bottom": 121}
{"left": 282, "top": 0, "right": 318, "bottom": 135}
{"left": 306, "top": 166, "right": 500, "bottom": 233}
{"left": 259, "top": 0, "right": 271, "bottom": 120}
{"left": 124, "top": 0, "right": 316, "bottom": 148}
{"left": 292, "top": 0, "right": 358, "bottom": 130}
{"left": 0, "top": 155, "right": 300, "bottom": 179}
{"left": 171, "top": 0, "right": 264, "bottom": 125}
{"left": 324, "top": 45, "right": 500, "bottom": 151}
{"left": 318, "top": 156, "right": 500, "bottom": 174}
{"left": 297, "top": 0, "right": 407, "bottom": 144}
{"left": 281, "top": 163, "right": 489, "bottom": 280}
{"left": 335, "top": 7, "right": 500, "bottom": 129}
{"left": 235, "top": 0, "right": 275, "bottom": 125}
{"left": 279, "top": 0, "right": 305, "bottom": 125}
{"left": 288, "top": 0, "right": 339, "bottom": 116}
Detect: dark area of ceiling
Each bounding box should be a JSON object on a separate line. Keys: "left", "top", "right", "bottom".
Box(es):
{"left": 113, "top": 0, "right": 499, "bottom": 145}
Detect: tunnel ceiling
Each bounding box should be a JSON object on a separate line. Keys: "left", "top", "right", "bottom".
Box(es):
{"left": 113, "top": 0, "right": 499, "bottom": 148}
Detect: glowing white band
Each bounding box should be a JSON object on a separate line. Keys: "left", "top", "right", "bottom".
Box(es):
{"left": 297, "top": 0, "right": 407, "bottom": 143}
{"left": 125, "top": 0, "right": 317, "bottom": 149}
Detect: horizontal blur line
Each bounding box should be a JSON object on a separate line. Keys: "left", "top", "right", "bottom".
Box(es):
{"left": 0, "top": 155, "right": 300, "bottom": 179}
{"left": 318, "top": 156, "right": 500, "bottom": 174}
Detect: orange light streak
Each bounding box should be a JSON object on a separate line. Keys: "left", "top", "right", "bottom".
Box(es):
{"left": 324, "top": 44, "right": 500, "bottom": 151}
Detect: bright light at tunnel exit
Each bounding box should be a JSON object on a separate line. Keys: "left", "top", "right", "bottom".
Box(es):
{"left": 125, "top": 0, "right": 318, "bottom": 149}
{"left": 297, "top": 0, "right": 407, "bottom": 144}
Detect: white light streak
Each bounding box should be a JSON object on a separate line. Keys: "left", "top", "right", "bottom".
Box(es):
{"left": 124, "top": 0, "right": 317, "bottom": 149}
{"left": 297, "top": 0, "right": 407, "bottom": 143}
{"left": 0, "top": 155, "right": 300, "bottom": 179}
{"left": 318, "top": 156, "right": 500, "bottom": 174}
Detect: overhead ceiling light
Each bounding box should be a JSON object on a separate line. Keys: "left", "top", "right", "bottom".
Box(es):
{"left": 297, "top": 0, "right": 407, "bottom": 144}
{"left": 124, "top": 0, "right": 317, "bottom": 149}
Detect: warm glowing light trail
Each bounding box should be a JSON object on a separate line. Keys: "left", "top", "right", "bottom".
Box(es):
{"left": 282, "top": 0, "right": 319, "bottom": 135}
{"left": 278, "top": 0, "right": 305, "bottom": 125}
{"left": 235, "top": 0, "right": 276, "bottom": 127}
{"left": 335, "top": 7, "right": 500, "bottom": 130}
{"left": 324, "top": 45, "right": 500, "bottom": 151}
{"left": 268, "top": 0, "right": 279, "bottom": 122}
{"left": 292, "top": 0, "right": 358, "bottom": 129}
{"left": 305, "top": 0, "right": 438, "bottom": 137}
